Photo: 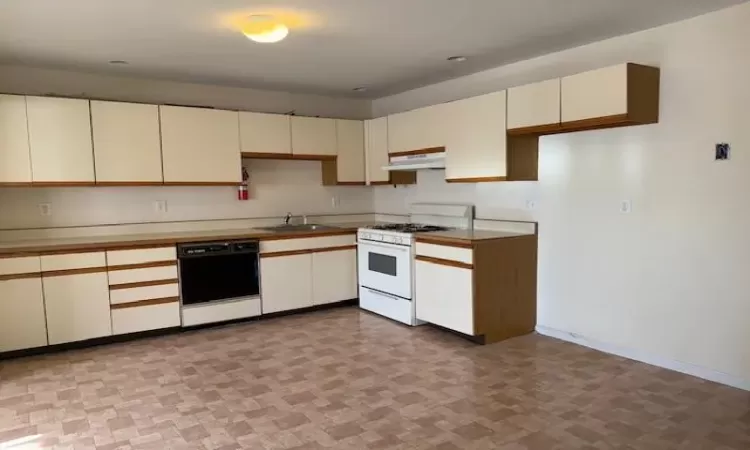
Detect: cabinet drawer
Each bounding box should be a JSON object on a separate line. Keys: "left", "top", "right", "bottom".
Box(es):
{"left": 107, "top": 247, "right": 176, "bottom": 266}
{"left": 415, "top": 242, "right": 473, "bottom": 265}
{"left": 261, "top": 234, "right": 356, "bottom": 254}
{"left": 112, "top": 302, "right": 180, "bottom": 335}
{"left": 108, "top": 265, "right": 178, "bottom": 285}
{"left": 0, "top": 256, "right": 41, "bottom": 276}
{"left": 41, "top": 252, "right": 106, "bottom": 272}
{"left": 110, "top": 283, "right": 179, "bottom": 305}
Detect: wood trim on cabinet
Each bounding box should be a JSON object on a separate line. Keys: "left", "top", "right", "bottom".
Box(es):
{"left": 109, "top": 278, "right": 179, "bottom": 290}
{"left": 42, "top": 266, "right": 109, "bottom": 277}
{"left": 110, "top": 296, "right": 180, "bottom": 310}
{"left": 32, "top": 182, "right": 97, "bottom": 187}
{"left": 0, "top": 182, "right": 33, "bottom": 187}
{"left": 0, "top": 272, "right": 41, "bottom": 281}
{"left": 107, "top": 260, "right": 177, "bottom": 272}
{"left": 369, "top": 181, "right": 391, "bottom": 186}
{"left": 312, "top": 244, "right": 357, "bottom": 254}
{"left": 162, "top": 181, "right": 242, "bottom": 186}
{"left": 507, "top": 122, "right": 562, "bottom": 136}
{"left": 95, "top": 181, "right": 165, "bottom": 187}
{"left": 38, "top": 244, "right": 173, "bottom": 256}
{"left": 415, "top": 255, "right": 473, "bottom": 270}
{"left": 336, "top": 181, "right": 366, "bottom": 186}
{"left": 506, "top": 135, "right": 539, "bottom": 182}
{"left": 446, "top": 176, "right": 506, "bottom": 183}
{"left": 241, "top": 152, "right": 336, "bottom": 162}
{"left": 389, "top": 147, "right": 445, "bottom": 158}
{"left": 416, "top": 237, "right": 474, "bottom": 249}
{"left": 261, "top": 244, "right": 357, "bottom": 258}
{"left": 261, "top": 230, "right": 355, "bottom": 241}
{"left": 558, "top": 114, "right": 631, "bottom": 132}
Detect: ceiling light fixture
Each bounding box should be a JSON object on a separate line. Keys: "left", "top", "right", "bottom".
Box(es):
{"left": 242, "top": 15, "right": 289, "bottom": 43}
{"left": 353, "top": 87, "right": 368, "bottom": 92}
{"left": 447, "top": 56, "right": 467, "bottom": 62}
{"left": 109, "top": 60, "right": 129, "bottom": 65}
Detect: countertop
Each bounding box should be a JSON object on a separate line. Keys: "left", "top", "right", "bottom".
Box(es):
{"left": 416, "top": 229, "right": 535, "bottom": 245}
{"left": 0, "top": 223, "right": 370, "bottom": 257}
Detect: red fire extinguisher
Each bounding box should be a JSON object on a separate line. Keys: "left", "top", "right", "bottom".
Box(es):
{"left": 238, "top": 166, "right": 250, "bottom": 201}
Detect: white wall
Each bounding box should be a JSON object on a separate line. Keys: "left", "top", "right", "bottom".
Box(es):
{"left": 373, "top": 3, "right": 750, "bottom": 388}
{"left": 0, "top": 160, "right": 373, "bottom": 229}
{"left": 0, "top": 65, "right": 373, "bottom": 229}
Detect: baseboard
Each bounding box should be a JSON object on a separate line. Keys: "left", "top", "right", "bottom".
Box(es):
{"left": 536, "top": 325, "right": 750, "bottom": 392}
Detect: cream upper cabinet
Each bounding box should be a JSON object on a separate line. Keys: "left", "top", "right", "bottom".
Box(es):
{"left": 335, "top": 119, "right": 365, "bottom": 183}
{"left": 561, "top": 64, "right": 628, "bottom": 122}
{"left": 291, "top": 116, "right": 337, "bottom": 156}
{"left": 260, "top": 254, "right": 313, "bottom": 314}
{"left": 26, "top": 96, "right": 94, "bottom": 183}
{"left": 160, "top": 105, "right": 241, "bottom": 183}
{"left": 239, "top": 112, "right": 291, "bottom": 155}
{"left": 312, "top": 249, "right": 358, "bottom": 306}
{"left": 0, "top": 95, "right": 32, "bottom": 184}
{"left": 91, "top": 101, "right": 163, "bottom": 183}
{"left": 365, "top": 117, "right": 390, "bottom": 184}
{"left": 388, "top": 104, "right": 448, "bottom": 154}
{"left": 444, "top": 91, "right": 508, "bottom": 181}
{"left": 507, "top": 79, "right": 561, "bottom": 130}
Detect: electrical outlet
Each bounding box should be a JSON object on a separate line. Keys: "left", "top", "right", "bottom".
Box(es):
{"left": 620, "top": 200, "right": 632, "bottom": 214}
{"left": 526, "top": 200, "right": 537, "bottom": 210}
{"left": 38, "top": 203, "right": 52, "bottom": 217}
{"left": 331, "top": 196, "right": 340, "bottom": 208}
{"left": 153, "top": 200, "right": 168, "bottom": 214}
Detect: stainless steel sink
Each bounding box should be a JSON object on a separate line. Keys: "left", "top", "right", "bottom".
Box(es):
{"left": 259, "top": 224, "right": 337, "bottom": 232}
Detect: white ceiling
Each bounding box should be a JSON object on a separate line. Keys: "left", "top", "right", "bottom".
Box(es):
{"left": 0, "top": 0, "right": 745, "bottom": 98}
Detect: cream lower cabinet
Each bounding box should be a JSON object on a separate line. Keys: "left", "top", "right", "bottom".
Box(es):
{"left": 312, "top": 248, "right": 357, "bottom": 306}
{"left": 415, "top": 259, "right": 474, "bottom": 336}
{"left": 260, "top": 253, "right": 313, "bottom": 314}
{"left": 44, "top": 272, "right": 112, "bottom": 345}
{"left": 0, "top": 277, "right": 48, "bottom": 352}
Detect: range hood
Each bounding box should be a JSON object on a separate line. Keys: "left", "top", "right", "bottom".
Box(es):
{"left": 383, "top": 152, "right": 445, "bottom": 171}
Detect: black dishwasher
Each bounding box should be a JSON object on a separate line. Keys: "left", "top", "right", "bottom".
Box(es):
{"left": 178, "top": 240, "right": 260, "bottom": 306}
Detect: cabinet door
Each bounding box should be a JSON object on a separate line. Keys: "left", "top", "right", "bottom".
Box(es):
{"left": 335, "top": 120, "right": 365, "bottom": 183}
{"left": 415, "top": 260, "right": 474, "bottom": 335}
{"left": 0, "top": 95, "right": 32, "bottom": 184}
{"left": 444, "top": 91, "right": 507, "bottom": 181}
{"left": 561, "top": 64, "right": 628, "bottom": 122}
{"left": 239, "top": 112, "right": 291, "bottom": 155}
{"left": 43, "top": 272, "right": 112, "bottom": 345}
{"left": 312, "top": 249, "right": 357, "bottom": 306}
{"left": 260, "top": 254, "right": 313, "bottom": 313}
{"left": 160, "top": 106, "right": 241, "bottom": 183}
{"left": 91, "top": 100, "right": 163, "bottom": 183}
{"left": 365, "top": 117, "right": 390, "bottom": 184}
{"left": 291, "top": 116, "right": 337, "bottom": 156}
{"left": 388, "top": 105, "right": 448, "bottom": 154}
{"left": 507, "top": 79, "right": 561, "bottom": 130}
{"left": 0, "top": 278, "right": 48, "bottom": 352}
{"left": 26, "top": 96, "right": 94, "bottom": 183}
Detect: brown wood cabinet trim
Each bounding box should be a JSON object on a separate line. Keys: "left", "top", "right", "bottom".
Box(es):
{"left": 558, "top": 114, "right": 631, "bottom": 132}
{"left": 261, "top": 244, "right": 357, "bottom": 258}
{"left": 109, "top": 278, "right": 179, "bottom": 290}
{"left": 104, "top": 244, "right": 176, "bottom": 253}
{"left": 95, "top": 181, "right": 165, "bottom": 187}
{"left": 110, "top": 296, "right": 180, "bottom": 310}
{"left": 242, "top": 152, "right": 336, "bottom": 162}
{"left": 162, "top": 182, "right": 242, "bottom": 186}
{"left": 0, "top": 182, "right": 33, "bottom": 187}
{"left": 38, "top": 244, "right": 175, "bottom": 256}
{"left": 446, "top": 176, "right": 506, "bottom": 183}
{"left": 260, "top": 230, "right": 356, "bottom": 241}
{"left": 107, "top": 260, "right": 177, "bottom": 272}
{"left": 415, "top": 255, "right": 473, "bottom": 270}
{"left": 336, "top": 181, "right": 366, "bottom": 186}
{"left": 389, "top": 147, "right": 445, "bottom": 158}
{"left": 0, "top": 272, "right": 41, "bottom": 281}
{"left": 312, "top": 245, "right": 357, "bottom": 254}
{"left": 42, "top": 266, "right": 109, "bottom": 277}
{"left": 507, "top": 122, "right": 563, "bottom": 136}
{"left": 260, "top": 249, "right": 314, "bottom": 258}
{"left": 416, "top": 237, "right": 474, "bottom": 249}
{"left": 369, "top": 181, "right": 391, "bottom": 186}
{"left": 32, "top": 181, "right": 97, "bottom": 187}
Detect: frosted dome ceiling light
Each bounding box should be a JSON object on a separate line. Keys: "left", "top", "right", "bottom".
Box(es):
{"left": 242, "top": 15, "right": 289, "bottom": 43}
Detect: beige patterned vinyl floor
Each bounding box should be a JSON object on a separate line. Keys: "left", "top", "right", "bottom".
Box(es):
{"left": 1, "top": 307, "right": 749, "bottom": 449}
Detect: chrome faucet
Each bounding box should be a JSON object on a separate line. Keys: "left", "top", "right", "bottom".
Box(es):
{"left": 284, "top": 212, "right": 293, "bottom": 225}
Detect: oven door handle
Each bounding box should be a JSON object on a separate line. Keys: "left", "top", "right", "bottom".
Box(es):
{"left": 358, "top": 241, "right": 410, "bottom": 252}
{"left": 364, "top": 288, "right": 405, "bottom": 301}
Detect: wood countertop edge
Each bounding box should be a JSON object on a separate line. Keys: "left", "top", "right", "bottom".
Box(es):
{"left": 0, "top": 228, "right": 358, "bottom": 258}
{"left": 415, "top": 233, "right": 536, "bottom": 246}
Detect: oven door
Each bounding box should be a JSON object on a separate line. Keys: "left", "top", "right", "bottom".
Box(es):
{"left": 357, "top": 240, "right": 412, "bottom": 299}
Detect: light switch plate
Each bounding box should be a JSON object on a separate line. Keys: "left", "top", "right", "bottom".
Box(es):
{"left": 38, "top": 203, "right": 52, "bottom": 216}
{"left": 620, "top": 200, "right": 632, "bottom": 214}
{"left": 153, "top": 200, "right": 168, "bottom": 214}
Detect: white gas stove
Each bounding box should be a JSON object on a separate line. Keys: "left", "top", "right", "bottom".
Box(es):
{"left": 357, "top": 203, "right": 474, "bottom": 326}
